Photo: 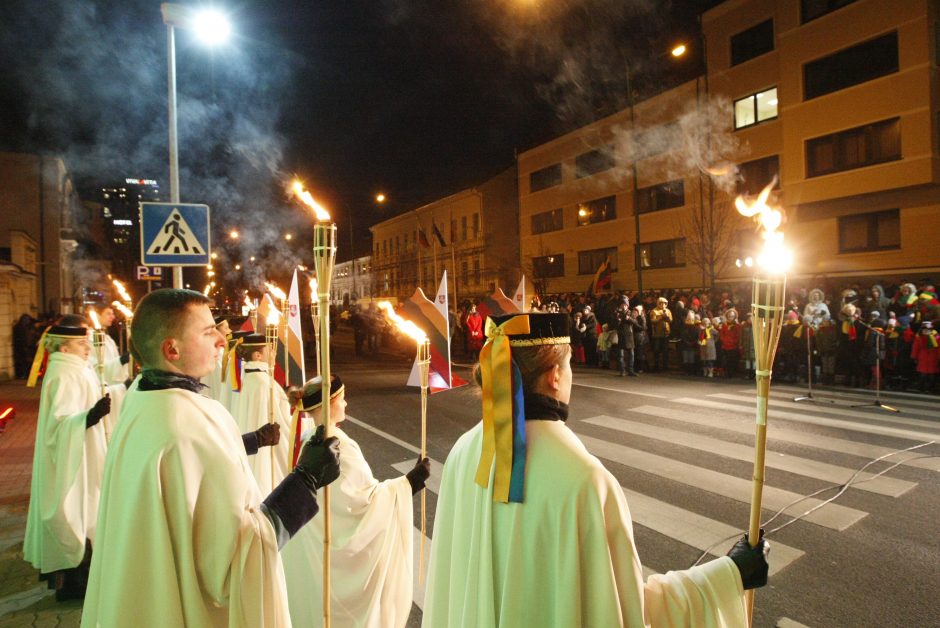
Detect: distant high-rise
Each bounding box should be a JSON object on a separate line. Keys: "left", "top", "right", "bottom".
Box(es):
{"left": 91, "top": 177, "right": 162, "bottom": 276}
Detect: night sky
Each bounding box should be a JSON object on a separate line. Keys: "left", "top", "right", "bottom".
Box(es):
{"left": 1, "top": 0, "right": 719, "bottom": 269}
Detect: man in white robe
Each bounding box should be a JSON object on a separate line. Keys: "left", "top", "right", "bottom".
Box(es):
{"left": 281, "top": 375, "right": 430, "bottom": 628}
{"left": 82, "top": 288, "right": 341, "bottom": 627}
{"left": 86, "top": 305, "right": 130, "bottom": 430}
{"left": 23, "top": 325, "right": 113, "bottom": 600}
{"left": 423, "top": 313, "right": 769, "bottom": 628}
{"left": 230, "top": 334, "right": 293, "bottom": 493}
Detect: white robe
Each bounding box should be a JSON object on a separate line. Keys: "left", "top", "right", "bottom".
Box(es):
{"left": 229, "top": 361, "right": 291, "bottom": 494}
{"left": 23, "top": 352, "right": 108, "bottom": 573}
{"left": 82, "top": 386, "right": 291, "bottom": 628}
{"left": 282, "top": 427, "right": 414, "bottom": 628}
{"left": 423, "top": 421, "right": 747, "bottom": 628}
{"left": 200, "top": 355, "right": 225, "bottom": 403}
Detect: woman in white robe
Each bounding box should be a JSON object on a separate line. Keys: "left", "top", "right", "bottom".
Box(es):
{"left": 423, "top": 312, "right": 769, "bottom": 628}
{"left": 23, "top": 325, "right": 113, "bottom": 600}
{"left": 281, "top": 374, "right": 430, "bottom": 628}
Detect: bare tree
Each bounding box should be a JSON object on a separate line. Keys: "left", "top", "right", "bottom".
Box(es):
{"left": 676, "top": 192, "right": 740, "bottom": 289}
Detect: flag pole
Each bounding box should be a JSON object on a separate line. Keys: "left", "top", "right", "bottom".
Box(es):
{"left": 418, "top": 339, "right": 430, "bottom": 584}
{"left": 265, "top": 313, "right": 280, "bottom": 488}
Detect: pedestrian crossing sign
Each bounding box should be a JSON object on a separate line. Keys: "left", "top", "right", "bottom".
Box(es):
{"left": 140, "top": 202, "right": 211, "bottom": 266}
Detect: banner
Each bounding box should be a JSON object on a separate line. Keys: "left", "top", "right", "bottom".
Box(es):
{"left": 402, "top": 272, "right": 466, "bottom": 392}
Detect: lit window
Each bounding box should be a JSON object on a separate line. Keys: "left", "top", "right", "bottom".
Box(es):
{"left": 734, "top": 87, "right": 778, "bottom": 129}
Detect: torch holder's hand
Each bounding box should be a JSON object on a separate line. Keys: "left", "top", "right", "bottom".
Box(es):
{"left": 727, "top": 530, "right": 770, "bottom": 590}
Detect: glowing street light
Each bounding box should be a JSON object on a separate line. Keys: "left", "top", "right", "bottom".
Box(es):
{"left": 671, "top": 43, "right": 687, "bottom": 57}
{"left": 284, "top": 233, "right": 293, "bottom": 241}
{"left": 229, "top": 229, "right": 240, "bottom": 240}
{"left": 161, "top": 3, "right": 232, "bottom": 288}
{"left": 375, "top": 193, "right": 386, "bottom": 203}
{"left": 211, "top": 252, "right": 218, "bottom": 259}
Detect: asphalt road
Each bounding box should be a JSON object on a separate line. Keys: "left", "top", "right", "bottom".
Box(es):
{"left": 323, "top": 328, "right": 940, "bottom": 628}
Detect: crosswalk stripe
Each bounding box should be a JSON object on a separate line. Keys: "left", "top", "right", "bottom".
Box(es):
{"left": 583, "top": 415, "right": 916, "bottom": 497}
{"left": 756, "top": 387, "right": 940, "bottom": 411}
{"left": 672, "top": 398, "right": 940, "bottom": 442}
{"left": 627, "top": 405, "right": 940, "bottom": 472}
{"left": 712, "top": 393, "right": 940, "bottom": 430}
{"left": 575, "top": 433, "right": 866, "bottom": 530}
{"left": 574, "top": 381, "right": 668, "bottom": 398}
{"left": 621, "top": 486, "right": 804, "bottom": 576}
{"left": 776, "top": 617, "right": 812, "bottom": 628}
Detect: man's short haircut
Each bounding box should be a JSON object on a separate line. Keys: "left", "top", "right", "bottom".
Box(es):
{"left": 57, "top": 314, "right": 90, "bottom": 327}
{"left": 130, "top": 289, "right": 212, "bottom": 366}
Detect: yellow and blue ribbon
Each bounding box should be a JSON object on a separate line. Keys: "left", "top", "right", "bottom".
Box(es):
{"left": 475, "top": 315, "right": 530, "bottom": 503}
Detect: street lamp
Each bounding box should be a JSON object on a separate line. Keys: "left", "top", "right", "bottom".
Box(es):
{"left": 629, "top": 43, "right": 688, "bottom": 298}
{"left": 160, "top": 3, "right": 231, "bottom": 288}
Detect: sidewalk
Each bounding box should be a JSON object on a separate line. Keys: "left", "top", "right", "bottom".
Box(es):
{"left": 0, "top": 380, "right": 82, "bottom": 626}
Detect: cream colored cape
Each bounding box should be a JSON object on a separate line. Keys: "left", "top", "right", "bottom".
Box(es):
{"left": 282, "top": 426, "right": 414, "bottom": 628}
{"left": 81, "top": 386, "right": 291, "bottom": 628}
{"left": 423, "top": 421, "right": 747, "bottom": 628}
{"left": 200, "top": 355, "right": 225, "bottom": 404}
{"left": 23, "top": 352, "right": 109, "bottom": 573}
{"left": 229, "top": 361, "right": 292, "bottom": 493}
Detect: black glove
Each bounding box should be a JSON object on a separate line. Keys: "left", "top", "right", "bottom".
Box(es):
{"left": 727, "top": 530, "right": 770, "bottom": 590}
{"left": 86, "top": 394, "right": 111, "bottom": 429}
{"left": 123, "top": 378, "right": 134, "bottom": 390}
{"left": 293, "top": 424, "right": 341, "bottom": 492}
{"left": 120, "top": 353, "right": 130, "bottom": 365}
{"left": 255, "top": 422, "right": 281, "bottom": 448}
{"left": 406, "top": 457, "right": 431, "bottom": 495}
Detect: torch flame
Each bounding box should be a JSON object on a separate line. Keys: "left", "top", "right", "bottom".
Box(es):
{"left": 264, "top": 282, "right": 287, "bottom": 301}
{"left": 88, "top": 309, "right": 102, "bottom": 330}
{"left": 309, "top": 278, "right": 318, "bottom": 299}
{"left": 243, "top": 295, "right": 256, "bottom": 311}
{"left": 113, "top": 279, "right": 132, "bottom": 303}
{"left": 290, "top": 180, "right": 331, "bottom": 222}
{"left": 111, "top": 300, "right": 133, "bottom": 318}
{"left": 203, "top": 284, "right": 212, "bottom": 296}
{"left": 377, "top": 301, "right": 427, "bottom": 342}
{"left": 734, "top": 177, "right": 791, "bottom": 274}
{"left": 266, "top": 307, "right": 280, "bottom": 326}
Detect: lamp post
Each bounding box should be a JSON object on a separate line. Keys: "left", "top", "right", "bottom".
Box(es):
{"left": 629, "top": 43, "right": 687, "bottom": 298}
{"left": 160, "top": 4, "right": 231, "bottom": 288}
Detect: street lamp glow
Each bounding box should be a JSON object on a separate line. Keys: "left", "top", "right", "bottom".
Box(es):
{"left": 375, "top": 193, "right": 386, "bottom": 203}
{"left": 193, "top": 9, "right": 231, "bottom": 45}
{"left": 229, "top": 229, "right": 240, "bottom": 239}
{"left": 671, "top": 44, "right": 687, "bottom": 58}
{"left": 211, "top": 252, "right": 218, "bottom": 259}
{"left": 284, "top": 233, "right": 293, "bottom": 241}
{"left": 235, "top": 264, "right": 241, "bottom": 270}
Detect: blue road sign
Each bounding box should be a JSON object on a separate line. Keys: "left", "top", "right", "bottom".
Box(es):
{"left": 140, "top": 202, "right": 211, "bottom": 266}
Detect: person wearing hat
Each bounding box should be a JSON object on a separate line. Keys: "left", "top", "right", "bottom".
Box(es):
{"left": 82, "top": 289, "right": 341, "bottom": 626}
{"left": 718, "top": 308, "right": 742, "bottom": 379}
{"left": 281, "top": 374, "right": 430, "bottom": 628}
{"left": 423, "top": 313, "right": 768, "bottom": 627}
{"left": 229, "top": 333, "right": 292, "bottom": 493}
{"left": 910, "top": 320, "right": 939, "bottom": 393}
{"left": 23, "top": 324, "right": 113, "bottom": 601}
{"left": 649, "top": 296, "right": 673, "bottom": 371}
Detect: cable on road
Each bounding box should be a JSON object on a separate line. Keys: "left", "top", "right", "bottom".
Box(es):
{"left": 688, "top": 440, "right": 938, "bottom": 569}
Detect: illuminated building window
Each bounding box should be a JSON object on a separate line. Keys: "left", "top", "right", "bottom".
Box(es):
{"left": 734, "top": 87, "right": 778, "bottom": 129}
{"left": 736, "top": 156, "right": 779, "bottom": 196}
{"left": 838, "top": 209, "right": 900, "bottom": 253}
{"left": 731, "top": 19, "right": 774, "bottom": 66}
{"left": 576, "top": 195, "right": 616, "bottom": 226}
{"left": 803, "top": 32, "right": 897, "bottom": 100}
{"left": 637, "top": 239, "right": 685, "bottom": 269}
{"left": 532, "top": 254, "right": 565, "bottom": 278}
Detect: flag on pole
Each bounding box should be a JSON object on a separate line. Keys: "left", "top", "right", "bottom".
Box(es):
{"left": 587, "top": 256, "right": 613, "bottom": 296}
{"left": 432, "top": 221, "right": 447, "bottom": 247}
{"left": 286, "top": 270, "right": 307, "bottom": 467}
{"left": 402, "top": 273, "right": 466, "bottom": 392}
{"left": 475, "top": 287, "right": 519, "bottom": 321}
{"left": 513, "top": 276, "right": 527, "bottom": 312}
{"left": 418, "top": 227, "right": 431, "bottom": 249}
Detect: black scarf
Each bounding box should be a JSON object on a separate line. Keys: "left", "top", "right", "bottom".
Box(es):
{"left": 138, "top": 368, "right": 206, "bottom": 394}
{"left": 523, "top": 393, "right": 569, "bottom": 422}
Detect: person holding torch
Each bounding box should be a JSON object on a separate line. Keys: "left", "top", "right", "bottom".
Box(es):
{"left": 82, "top": 289, "right": 341, "bottom": 627}
{"left": 281, "top": 374, "right": 430, "bottom": 628}
{"left": 423, "top": 312, "right": 768, "bottom": 627}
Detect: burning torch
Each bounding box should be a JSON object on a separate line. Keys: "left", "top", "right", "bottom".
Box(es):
{"left": 309, "top": 278, "right": 320, "bottom": 375}
{"left": 291, "top": 179, "right": 337, "bottom": 628}
{"left": 735, "top": 178, "right": 791, "bottom": 625}
{"left": 111, "top": 300, "right": 135, "bottom": 375}
{"left": 265, "top": 307, "right": 280, "bottom": 486}
{"left": 87, "top": 308, "right": 110, "bottom": 441}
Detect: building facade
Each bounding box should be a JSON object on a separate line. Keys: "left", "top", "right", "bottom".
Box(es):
{"left": 0, "top": 152, "right": 82, "bottom": 313}
{"left": 517, "top": 0, "right": 940, "bottom": 294}
{"left": 330, "top": 255, "right": 373, "bottom": 307}
{"left": 370, "top": 167, "right": 519, "bottom": 304}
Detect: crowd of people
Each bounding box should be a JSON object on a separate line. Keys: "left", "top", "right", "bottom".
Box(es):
{"left": 445, "top": 278, "right": 940, "bottom": 395}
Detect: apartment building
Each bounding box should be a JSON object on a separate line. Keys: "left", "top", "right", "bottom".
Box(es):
{"left": 330, "top": 255, "right": 373, "bottom": 307}
{"left": 370, "top": 167, "right": 519, "bottom": 303}
{"left": 518, "top": 0, "right": 940, "bottom": 294}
